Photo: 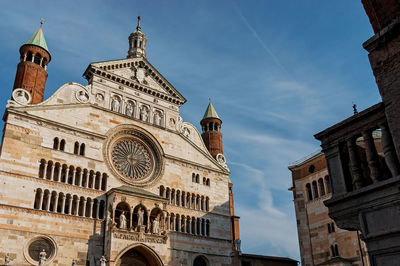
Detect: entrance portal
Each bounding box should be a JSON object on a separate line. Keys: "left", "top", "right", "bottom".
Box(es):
{"left": 115, "top": 244, "right": 163, "bottom": 266}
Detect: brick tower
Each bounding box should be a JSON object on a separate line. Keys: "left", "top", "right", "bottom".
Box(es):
{"left": 13, "top": 21, "right": 51, "bottom": 104}
{"left": 200, "top": 99, "right": 223, "bottom": 158}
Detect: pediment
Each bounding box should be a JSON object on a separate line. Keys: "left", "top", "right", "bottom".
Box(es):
{"left": 83, "top": 57, "right": 186, "bottom": 106}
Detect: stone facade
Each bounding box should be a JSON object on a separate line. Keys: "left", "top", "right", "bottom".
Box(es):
{"left": 289, "top": 153, "right": 369, "bottom": 266}
{"left": 0, "top": 22, "right": 234, "bottom": 266}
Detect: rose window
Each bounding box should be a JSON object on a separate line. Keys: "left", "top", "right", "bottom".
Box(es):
{"left": 111, "top": 139, "right": 152, "bottom": 179}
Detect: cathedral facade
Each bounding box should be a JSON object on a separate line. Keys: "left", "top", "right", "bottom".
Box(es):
{"left": 0, "top": 18, "right": 237, "bottom": 266}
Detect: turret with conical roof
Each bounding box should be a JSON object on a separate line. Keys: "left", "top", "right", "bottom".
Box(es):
{"left": 13, "top": 19, "right": 51, "bottom": 104}
{"left": 127, "top": 16, "right": 147, "bottom": 58}
{"left": 200, "top": 99, "right": 223, "bottom": 158}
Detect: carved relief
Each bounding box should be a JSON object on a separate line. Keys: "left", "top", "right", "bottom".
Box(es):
{"left": 12, "top": 88, "right": 31, "bottom": 105}
{"left": 75, "top": 89, "right": 89, "bottom": 103}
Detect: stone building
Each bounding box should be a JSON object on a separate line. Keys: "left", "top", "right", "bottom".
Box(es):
{"left": 0, "top": 18, "right": 297, "bottom": 266}
{"left": 314, "top": 1, "right": 400, "bottom": 265}
{"left": 289, "top": 151, "right": 369, "bottom": 266}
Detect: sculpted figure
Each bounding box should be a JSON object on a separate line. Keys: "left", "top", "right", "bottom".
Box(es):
{"left": 100, "top": 256, "right": 107, "bottom": 266}
{"left": 4, "top": 253, "right": 10, "bottom": 265}
{"left": 111, "top": 97, "right": 120, "bottom": 112}
{"left": 126, "top": 101, "right": 134, "bottom": 117}
{"left": 154, "top": 111, "right": 162, "bottom": 126}
{"left": 38, "top": 249, "right": 47, "bottom": 266}
{"left": 72, "top": 259, "right": 77, "bottom": 266}
{"left": 119, "top": 211, "right": 127, "bottom": 229}
{"left": 15, "top": 90, "right": 28, "bottom": 103}
{"left": 152, "top": 216, "right": 160, "bottom": 234}
{"left": 140, "top": 107, "right": 148, "bottom": 122}
{"left": 138, "top": 208, "right": 144, "bottom": 226}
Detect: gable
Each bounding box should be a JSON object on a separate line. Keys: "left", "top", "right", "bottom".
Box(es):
{"left": 83, "top": 57, "right": 186, "bottom": 106}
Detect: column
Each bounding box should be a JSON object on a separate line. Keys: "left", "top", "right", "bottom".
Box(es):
{"left": 45, "top": 195, "right": 51, "bottom": 211}
{"left": 129, "top": 207, "right": 133, "bottom": 229}
{"left": 82, "top": 199, "right": 87, "bottom": 217}
{"left": 79, "top": 171, "right": 84, "bottom": 187}
{"left": 85, "top": 173, "right": 89, "bottom": 188}
{"left": 362, "top": 130, "right": 382, "bottom": 183}
{"left": 310, "top": 184, "right": 316, "bottom": 199}
{"left": 146, "top": 209, "right": 150, "bottom": 230}
{"left": 61, "top": 195, "right": 66, "bottom": 214}
{"left": 177, "top": 216, "right": 181, "bottom": 232}
{"left": 75, "top": 199, "right": 79, "bottom": 216}
{"left": 64, "top": 168, "right": 70, "bottom": 184}
{"left": 380, "top": 122, "right": 400, "bottom": 177}
{"left": 31, "top": 54, "right": 34, "bottom": 62}
{"left": 173, "top": 216, "right": 176, "bottom": 231}
{"left": 323, "top": 179, "right": 329, "bottom": 195}
{"left": 72, "top": 169, "right": 77, "bottom": 186}
{"left": 38, "top": 191, "right": 44, "bottom": 210}
{"left": 194, "top": 197, "right": 197, "bottom": 210}
{"left": 99, "top": 177, "right": 103, "bottom": 191}
{"left": 168, "top": 190, "right": 172, "bottom": 204}
{"left": 202, "top": 219, "right": 206, "bottom": 236}
{"left": 189, "top": 195, "right": 192, "bottom": 209}
{"left": 188, "top": 217, "right": 192, "bottom": 234}
{"left": 201, "top": 198, "right": 205, "bottom": 211}
{"left": 50, "top": 165, "right": 55, "bottom": 181}
{"left": 163, "top": 189, "right": 166, "bottom": 198}
{"left": 42, "top": 162, "right": 48, "bottom": 179}
{"left": 174, "top": 192, "right": 177, "bottom": 206}
{"left": 53, "top": 194, "right": 59, "bottom": 213}
{"left": 68, "top": 197, "right": 73, "bottom": 215}
{"left": 183, "top": 216, "right": 187, "bottom": 233}
{"left": 167, "top": 214, "right": 171, "bottom": 230}
{"left": 89, "top": 200, "right": 94, "bottom": 218}
{"left": 347, "top": 137, "right": 364, "bottom": 189}
{"left": 194, "top": 218, "right": 197, "bottom": 235}
{"left": 57, "top": 168, "right": 62, "bottom": 182}
{"left": 96, "top": 201, "right": 100, "bottom": 219}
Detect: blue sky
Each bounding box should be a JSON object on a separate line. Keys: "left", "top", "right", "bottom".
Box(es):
{"left": 0, "top": 0, "right": 381, "bottom": 260}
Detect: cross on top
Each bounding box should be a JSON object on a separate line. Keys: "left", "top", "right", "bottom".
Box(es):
{"left": 40, "top": 18, "right": 45, "bottom": 27}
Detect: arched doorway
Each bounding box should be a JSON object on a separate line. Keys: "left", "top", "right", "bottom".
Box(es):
{"left": 193, "top": 255, "right": 209, "bottom": 266}
{"left": 115, "top": 244, "right": 163, "bottom": 266}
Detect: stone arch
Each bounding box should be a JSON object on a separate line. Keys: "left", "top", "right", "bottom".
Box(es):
{"left": 94, "top": 172, "right": 101, "bottom": 190}
{"left": 193, "top": 255, "right": 209, "bottom": 266}
{"left": 318, "top": 178, "right": 325, "bottom": 196}
{"left": 115, "top": 202, "right": 131, "bottom": 230}
{"left": 101, "top": 173, "right": 108, "bottom": 191}
{"left": 74, "top": 141, "right": 79, "bottom": 154}
{"left": 159, "top": 185, "right": 165, "bottom": 197}
{"left": 312, "top": 181, "right": 319, "bottom": 198}
{"left": 38, "top": 159, "right": 46, "bottom": 178}
{"left": 305, "top": 183, "right": 312, "bottom": 201}
{"left": 57, "top": 192, "right": 65, "bottom": 213}
{"left": 150, "top": 207, "right": 163, "bottom": 234}
{"left": 59, "top": 139, "right": 65, "bottom": 151}
{"left": 114, "top": 243, "right": 164, "bottom": 266}
{"left": 34, "top": 188, "right": 43, "bottom": 209}
{"left": 79, "top": 143, "right": 85, "bottom": 156}
{"left": 54, "top": 162, "right": 61, "bottom": 182}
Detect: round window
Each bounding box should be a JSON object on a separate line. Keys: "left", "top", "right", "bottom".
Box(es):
{"left": 24, "top": 236, "right": 57, "bottom": 265}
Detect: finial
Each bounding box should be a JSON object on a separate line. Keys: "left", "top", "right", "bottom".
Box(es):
{"left": 136, "top": 16, "right": 141, "bottom": 31}
{"left": 209, "top": 96, "right": 211, "bottom": 103}
{"left": 352, "top": 103, "right": 358, "bottom": 115}
{"left": 40, "top": 18, "right": 45, "bottom": 28}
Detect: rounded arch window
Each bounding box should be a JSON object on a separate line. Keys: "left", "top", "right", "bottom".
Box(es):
{"left": 193, "top": 255, "right": 208, "bottom": 266}
{"left": 308, "top": 165, "right": 315, "bottom": 173}
{"left": 24, "top": 235, "right": 57, "bottom": 265}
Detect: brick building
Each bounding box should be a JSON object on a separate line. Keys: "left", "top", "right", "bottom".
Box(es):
{"left": 289, "top": 151, "right": 369, "bottom": 266}
{"left": 314, "top": 1, "right": 400, "bottom": 265}
{"left": 0, "top": 18, "right": 297, "bottom": 266}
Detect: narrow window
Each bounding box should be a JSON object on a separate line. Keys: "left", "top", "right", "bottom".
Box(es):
{"left": 306, "top": 183, "right": 312, "bottom": 201}
{"left": 79, "top": 143, "right": 85, "bottom": 156}
{"left": 60, "top": 139, "right": 65, "bottom": 151}
{"left": 331, "top": 223, "right": 335, "bottom": 233}
{"left": 74, "top": 142, "right": 79, "bottom": 155}
{"left": 53, "top": 138, "right": 59, "bottom": 150}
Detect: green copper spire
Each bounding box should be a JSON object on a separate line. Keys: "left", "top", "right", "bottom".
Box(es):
{"left": 202, "top": 97, "right": 220, "bottom": 120}
{"left": 25, "top": 19, "right": 49, "bottom": 52}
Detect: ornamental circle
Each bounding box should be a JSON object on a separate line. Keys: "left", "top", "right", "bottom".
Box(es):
{"left": 111, "top": 138, "right": 152, "bottom": 180}
{"left": 104, "top": 126, "right": 163, "bottom": 186}
{"left": 24, "top": 235, "right": 57, "bottom": 265}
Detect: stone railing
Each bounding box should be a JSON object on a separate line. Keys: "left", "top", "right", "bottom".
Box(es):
{"left": 315, "top": 102, "right": 400, "bottom": 195}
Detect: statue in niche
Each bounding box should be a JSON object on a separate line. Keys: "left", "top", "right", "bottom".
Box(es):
{"left": 111, "top": 97, "right": 120, "bottom": 112}
{"left": 126, "top": 101, "right": 134, "bottom": 117}
{"left": 154, "top": 111, "right": 162, "bottom": 126}
{"left": 182, "top": 126, "right": 190, "bottom": 137}
{"left": 77, "top": 90, "right": 89, "bottom": 102}
{"left": 137, "top": 208, "right": 144, "bottom": 227}
{"left": 119, "top": 211, "right": 127, "bottom": 229}
{"left": 72, "top": 259, "right": 77, "bottom": 266}
{"left": 38, "top": 249, "right": 47, "bottom": 266}
{"left": 100, "top": 256, "right": 107, "bottom": 266}
{"left": 4, "top": 253, "right": 10, "bottom": 265}
{"left": 152, "top": 215, "right": 160, "bottom": 234}
{"left": 140, "top": 107, "right": 149, "bottom": 122}
{"left": 15, "top": 90, "right": 29, "bottom": 104}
